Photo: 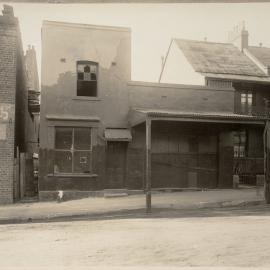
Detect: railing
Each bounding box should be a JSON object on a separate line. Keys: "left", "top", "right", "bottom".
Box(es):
{"left": 234, "top": 157, "right": 264, "bottom": 185}
{"left": 235, "top": 105, "right": 270, "bottom": 118}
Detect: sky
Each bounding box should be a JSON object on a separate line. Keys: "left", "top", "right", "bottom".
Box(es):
{"left": 3, "top": 3, "right": 270, "bottom": 83}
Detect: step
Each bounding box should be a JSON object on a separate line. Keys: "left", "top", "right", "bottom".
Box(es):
{"left": 104, "top": 189, "right": 128, "bottom": 194}
{"left": 104, "top": 193, "right": 128, "bottom": 198}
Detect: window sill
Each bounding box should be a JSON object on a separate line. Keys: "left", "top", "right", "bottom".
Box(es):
{"left": 73, "top": 96, "right": 101, "bottom": 101}
{"left": 47, "top": 173, "right": 98, "bottom": 178}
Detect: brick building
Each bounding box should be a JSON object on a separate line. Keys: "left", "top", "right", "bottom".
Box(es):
{"left": 0, "top": 5, "right": 39, "bottom": 204}
{"left": 40, "top": 20, "right": 270, "bottom": 201}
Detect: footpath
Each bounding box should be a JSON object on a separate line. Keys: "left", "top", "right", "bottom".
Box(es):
{"left": 0, "top": 186, "right": 265, "bottom": 224}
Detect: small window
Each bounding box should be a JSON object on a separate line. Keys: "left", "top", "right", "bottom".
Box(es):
{"left": 54, "top": 127, "right": 92, "bottom": 174}
{"left": 77, "top": 61, "right": 98, "bottom": 97}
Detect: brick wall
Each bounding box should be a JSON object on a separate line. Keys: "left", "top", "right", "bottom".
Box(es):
{"left": 0, "top": 5, "right": 32, "bottom": 204}
{"left": 0, "top": 8, "right": 17, "bottom": 204}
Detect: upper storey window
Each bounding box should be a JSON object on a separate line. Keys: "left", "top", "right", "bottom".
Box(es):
{"left": 77, "top": 61, "right": 98, "bottom": 97}
{"left": 240, "top": 91, "right": 253, "bottom": 114}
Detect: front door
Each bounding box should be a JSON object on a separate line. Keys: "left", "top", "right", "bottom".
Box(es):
{"left": 106, "top": 141, "right": 128, "bottom": 189}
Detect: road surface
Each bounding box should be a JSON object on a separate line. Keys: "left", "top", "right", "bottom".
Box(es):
{"left": 1, "top": 205, "right": 270, "bottom": 268}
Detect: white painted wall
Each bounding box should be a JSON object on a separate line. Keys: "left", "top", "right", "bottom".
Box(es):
{"left": 160, "top": 40, "right": 205, "bottom": 86}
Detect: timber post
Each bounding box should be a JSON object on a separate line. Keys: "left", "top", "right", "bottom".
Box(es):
{"left": 146, "top": 117, "right": 152, "bottom": 213}
{"left": 264, "top": 121, "right": 270, "bottom": 203}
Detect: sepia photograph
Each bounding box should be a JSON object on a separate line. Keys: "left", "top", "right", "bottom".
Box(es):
{"left": 1, "top": 1, "right": 270, "bottom": 269}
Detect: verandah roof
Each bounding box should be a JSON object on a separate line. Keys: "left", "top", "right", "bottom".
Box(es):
{"left": 129, "top": 108, "right": 266, "bottom": 127}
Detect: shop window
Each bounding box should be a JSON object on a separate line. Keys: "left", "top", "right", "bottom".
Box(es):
{"left": 54, "top": 127, "right": 92, "bottom": 174}
{"left": 233, "top": 130, "right": 246, "bottom": 158}
{"left": 240, "top": 91, "right": 253, "bottom": 114}
{"left": 77, "top": 61, "right": 98, "bottom": 97}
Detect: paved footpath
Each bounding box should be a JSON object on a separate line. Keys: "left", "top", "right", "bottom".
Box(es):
{"left": 0, "top": 187, "right": 265, "bottom": 224}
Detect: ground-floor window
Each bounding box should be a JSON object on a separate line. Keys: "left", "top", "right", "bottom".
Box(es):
{"left": 233, "top": 130, "right": 246, "bottom": 158}
{"left": 54, "top": 127, "right": 92, "bottom": 174}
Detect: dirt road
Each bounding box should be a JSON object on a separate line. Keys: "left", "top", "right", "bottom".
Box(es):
{"left": 1, "top": 205, "right": 270, "bottom": 268}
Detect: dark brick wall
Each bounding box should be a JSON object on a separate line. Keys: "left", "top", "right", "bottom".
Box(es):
{"left": 0, "top": 6, "right": 34, "bottom": 204}
{"left": 0, "top": 13, "right": 17, "bottom": 204}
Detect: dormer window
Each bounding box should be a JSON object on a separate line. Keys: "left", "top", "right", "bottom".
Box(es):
{"left": 77, "top": 61, "right": 98, "bottom": 97}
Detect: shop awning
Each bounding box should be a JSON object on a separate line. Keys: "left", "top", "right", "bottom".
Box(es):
{"left": 104, "top": 128, "right": 132, "bottom": 142}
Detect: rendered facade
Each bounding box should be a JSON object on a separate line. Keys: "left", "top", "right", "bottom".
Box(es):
{"left": 40, "top": 20, "right": 270, "bottom": 200}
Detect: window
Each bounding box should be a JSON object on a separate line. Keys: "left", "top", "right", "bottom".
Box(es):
{"left": 54, "top": 127, "right": 92, "bottom": 174}
{"left": 233, "top": 130, "right": 246, "bottom": 158}
{"left": 241, "top": 91, "right": 253, "bottom": 114}
{"left": 77, "top": 61, "right": 98, "bottom": 97}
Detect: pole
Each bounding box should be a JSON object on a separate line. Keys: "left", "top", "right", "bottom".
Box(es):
{"left": 264, "top": 121, "right": 270, "bottom": 203}
{"left": 146, "top": 117, "right": 152, "bottom": 213}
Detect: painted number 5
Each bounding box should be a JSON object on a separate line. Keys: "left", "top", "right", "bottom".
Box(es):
{"left": 0, "top": 106, "right": 9, "bottom": 120}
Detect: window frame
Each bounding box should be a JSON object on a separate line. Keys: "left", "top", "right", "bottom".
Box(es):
{"left": 76, "top": 60, "right": 98, "bottom": 97}
{"left": 54, "top": 126, "right": 93, "bottom": 174}
{"left": 233, "top": 130, "right": 247, "bottom": 158}
{"left": 240, "top": 90, "right": 253, "bottom": 114}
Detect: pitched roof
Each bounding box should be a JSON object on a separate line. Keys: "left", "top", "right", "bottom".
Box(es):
{"left": 174, "top": 39, "right": 267, "bottom": 78}
{"left": 248, "top": 46, "right": 270, "bottom": 68}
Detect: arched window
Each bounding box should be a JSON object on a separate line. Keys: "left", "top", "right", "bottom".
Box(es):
{"left": 77, "top": 61, "right": 98, "bottom": 97}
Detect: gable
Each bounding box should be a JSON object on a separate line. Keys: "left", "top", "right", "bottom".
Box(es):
{"left": 160, "top": 40, "right": 205, "bottom": 85}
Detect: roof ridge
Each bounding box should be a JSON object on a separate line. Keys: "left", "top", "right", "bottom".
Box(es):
{"left": 174, "top": 38, "right": 232, "bottom": 46}
{"left": 42, "top": 20, "right": 131, "bottom": 32}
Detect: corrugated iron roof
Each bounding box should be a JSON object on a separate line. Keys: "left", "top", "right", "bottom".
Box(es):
{"left": 201, "top": 72, "right": 270, "bottom": 83}
{"left": 104, "top": 128, "right": 132, "bottom": 141}
{"left": 248, "top": 46, "right": 270, "bottom": 68}
{"left": 134, "top": 108, "right": 266, "bottom": 122}
{"left": 174, "top": 39, "right": 268, "bottom": 77}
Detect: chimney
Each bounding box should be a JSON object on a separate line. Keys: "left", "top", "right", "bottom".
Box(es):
{"left": 228, "top": 21, "right": 248, "bottom": 52}
{"left": 2, "top": 5, "right": 14, "bottom": 17}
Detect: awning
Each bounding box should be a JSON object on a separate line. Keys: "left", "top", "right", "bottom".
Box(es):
{"left": 129, "top": 108, "right": 266, "bottom": 126}
{"left": 104, "top": 128, "right": 132, "bottom": 142}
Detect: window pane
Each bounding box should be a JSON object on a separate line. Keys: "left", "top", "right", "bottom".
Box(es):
{"left": 77, "top": 80, "right": 97, "bottom": 97}
{"left": 74, "top": 151, "right": 91, "bottom": 173}
{"left": 233, "top": 133, "right": 240, "bottom": 144}
{"left": 234, "top": 146, "right": 239, "bottom": 157}
{"left": 239, "top": 146, "right": 245, "bottom": 157}
{"left": 248, "top": 94, "right": 252, "bottom": 105}
{"left": 77, "top": 64, "right": 84, "bottom": 72}
{"left": 74, "top": 128, "right": 91, "bottom": 150}
{"left": 90, "top": 65, "right": 97, "bottom": 73}
{"left": 240, "top": 131, "right": 246, "bottom": 143}
{"left": 78, "top": 72, "right": 84, "bottom": 80}
{"left": 55, "top": 128, "right": 72, "bottom": 149}
{"left": 91, "top": 73, "right": 97, "bottom": 81}
{"left": 84, "top": 72, "right": 91, "bottom": 81}
{"left": 241, "top": 94, "right": 247, "bottom": 104}
{"left": 84, "top": 65, "right": 90, "bottom": 73}
{"left": 54, "top": 151, "right": 72, "bottom": 173}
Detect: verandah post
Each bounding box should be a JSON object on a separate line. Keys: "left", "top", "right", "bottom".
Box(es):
{"left": 146, "top": 117, "right": 152, "bottom": 213}
{"left": 264, "top": 121, "right": 270, "bottom": 203}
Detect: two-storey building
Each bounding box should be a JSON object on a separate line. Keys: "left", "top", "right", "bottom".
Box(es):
{"left": 40, "top": 20, "right": 270, "bottom": 201}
